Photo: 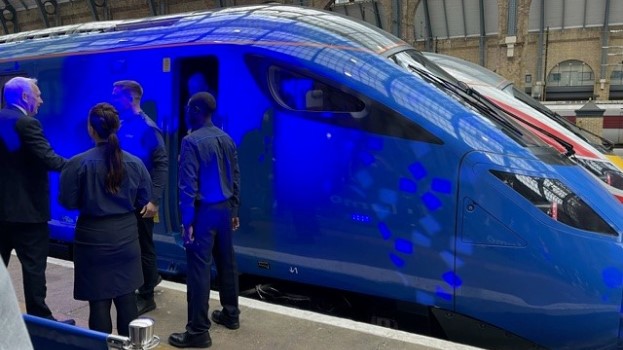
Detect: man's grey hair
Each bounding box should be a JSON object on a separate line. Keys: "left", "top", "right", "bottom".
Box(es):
{"left": 3, "top": 77, "right": 37, "bottom": 106}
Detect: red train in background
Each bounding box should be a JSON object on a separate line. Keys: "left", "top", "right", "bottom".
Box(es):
{"left": 544, "top": 100, "right": 623, "bottom": 146}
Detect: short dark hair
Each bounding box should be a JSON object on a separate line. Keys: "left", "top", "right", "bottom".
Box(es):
{"left": 188, "top": 92, "right": 216, "bottom": 115}
{"left": 113, "top": 80, "right": 143, "bottom": 100}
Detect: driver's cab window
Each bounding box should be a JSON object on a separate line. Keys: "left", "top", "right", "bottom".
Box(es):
{"left": 269, "top": 67, "right": 365, "bottom": 113}
{"left": 266, "top": 65, "right": 442, "bottom": 144}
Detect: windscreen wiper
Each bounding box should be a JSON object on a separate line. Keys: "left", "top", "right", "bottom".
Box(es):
{"left": 464, "top": 86, "right": 576, "bottom": 158}
{"left": 527, "top": 101, "right": 615, "bottom": 152}
{"left": 409, "top": 63, "right": 576, "bottom": 157}
{"left": 407, "top": 65, "right": 525, "bottom": 139}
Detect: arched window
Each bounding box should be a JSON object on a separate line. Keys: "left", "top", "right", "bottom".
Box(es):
{"left": 545, "top": 60, "right": 595, "bottom": 101}
{"left": 547, "top": 60, "right": 594, "bottom": 87}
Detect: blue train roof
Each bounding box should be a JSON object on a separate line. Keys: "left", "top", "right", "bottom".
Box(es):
{"left": 0, "top": 5, "right": 408, "bottom": 61}
{"left": 0, "top": 5, "right": 548, "bottom": 161}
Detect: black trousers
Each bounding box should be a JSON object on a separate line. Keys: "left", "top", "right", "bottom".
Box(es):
{"left": 0, "top": 221, "right": 53, "bottom": 319}
{"left": 135, "top": 211, "right": 159, "bottom": 299}
{"left": 88, "top": 292, "right": 137, "bottom": 336}
{"left": 185, "top": 201, "right": 239, "bottom": 334}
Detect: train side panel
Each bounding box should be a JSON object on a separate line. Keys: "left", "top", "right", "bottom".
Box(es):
{"left": 204, "top": 45, "right": 464, "bottom": 309}
{"left": 3, "top": 44, "right": 467, "bottom": 311}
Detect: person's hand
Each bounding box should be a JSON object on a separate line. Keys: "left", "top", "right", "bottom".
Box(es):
{"left": 140, "top": 202, "right": 159, "bottom": 218}
{"left": 182, "top": 225, "right": 194, "bottom": 247}
{"left": 232, "top": 217, "right": 240, "bottom": 231}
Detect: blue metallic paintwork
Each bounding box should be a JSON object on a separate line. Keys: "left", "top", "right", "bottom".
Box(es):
{"left": 2, "top": 5, "right": 623, "bottom": 348}
{"left": 24, "top": 315, "right": 109, "bottom": 350}
{"left": 457, "top": 152, "right": 623, "bottom": 348}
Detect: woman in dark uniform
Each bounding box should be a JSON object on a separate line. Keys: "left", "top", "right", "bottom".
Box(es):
{"left": 59, "top": 102, "right": 151, "bottom": 335}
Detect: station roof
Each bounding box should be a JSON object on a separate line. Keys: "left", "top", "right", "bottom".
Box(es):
{"left": 4, "top": 0, "right": 72, "bottom": 12}
{"left": 413, "top": 0, "right": 623, "bottom": 41}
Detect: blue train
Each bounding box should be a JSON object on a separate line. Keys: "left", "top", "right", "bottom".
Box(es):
{"left": 2, "top": 5, "right": 623, "bottom": 349}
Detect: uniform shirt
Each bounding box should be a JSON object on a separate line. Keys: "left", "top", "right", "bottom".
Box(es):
{"left": 179, "top": 123, "right": 240, "bottom": 227}
{"left": 59, "top": 144, "right": 152, "bottom": 217}
{"left": 117, "top": 111, "right": 168, "bottom": 205}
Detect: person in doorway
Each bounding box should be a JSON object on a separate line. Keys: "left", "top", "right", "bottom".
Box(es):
{"left": 187, "top": 72, "right": 212, "bottom": 97}
{"left": 59, "top": 102, "right": 151, "bottom": 335}
{"left": 111, "top": 80, "right": 168, "bottom": 316}
{"left": 0, "top": 76, "right": 74, "bottom": 325}
{"left": 185, "top": 71, "right": 221, "bottom": 131}
{"left": 168, "top": 92, "right": 241, "bottom": 349}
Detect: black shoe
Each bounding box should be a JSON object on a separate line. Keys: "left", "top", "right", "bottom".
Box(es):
{"left": 211, "top": 310, "right": 239, "bottom": 330}
{"left": 136, "top": 275, "right": 163, "bottom": 295}
{"left": 137, "top": 297, "right": 157, "bottom": 315}
{"left": 46, "top": 316, "right": 76, "bottom": 326}
{"left": 168, "top": 331, "right": 211, "bottom": 348}
{"left": 58, "top": 319, "right": 76, "bottom": 326}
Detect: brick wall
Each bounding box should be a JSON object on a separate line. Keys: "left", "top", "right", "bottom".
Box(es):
{"left": 576, "top": 117, "right": 604, "bottom": 138}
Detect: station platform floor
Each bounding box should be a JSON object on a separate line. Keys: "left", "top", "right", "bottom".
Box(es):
{"left": 7, "top": 256, "right": 480, "bottom": 350}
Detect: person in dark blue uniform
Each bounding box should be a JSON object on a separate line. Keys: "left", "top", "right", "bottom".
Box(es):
{"left": 59, "top": 102, "right": 152, "bottom": 336}
{"left": 169, "top": 92, "right": 241, "bottom": 349}
{"left": 0, "top": 77, "right": 74, "bottom": 325}
{"left": 111, "top": 80, "right": 168, "bottom": 315}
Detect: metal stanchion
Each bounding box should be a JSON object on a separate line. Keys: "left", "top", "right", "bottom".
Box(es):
{"left": 106, "top": 318, "right": 160, "bottom": 350}
{"left": 106, "top": 334, "right": 130, "bottom": 350}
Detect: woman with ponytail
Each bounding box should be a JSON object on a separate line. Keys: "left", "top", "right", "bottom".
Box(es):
{"left": 59, "top": 102, "right": 151, "bottom": 336}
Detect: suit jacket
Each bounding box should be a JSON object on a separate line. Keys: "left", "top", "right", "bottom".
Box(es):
{"left": 0, "top": 106, "right": 66, "bottom": 223}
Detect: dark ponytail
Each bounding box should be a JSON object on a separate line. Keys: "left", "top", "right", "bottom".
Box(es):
{"left": 89, "top": 103, "right": 125, "bottom": 194}
{"left": 104, "top": 132, "right": 124, "bottom": 194}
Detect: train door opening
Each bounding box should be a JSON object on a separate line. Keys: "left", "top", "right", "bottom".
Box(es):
{"left": 176, "top": 56, "right": 220, "bottom": 139}
{"left": 168, "top": 56, "right": 219, "bottom": 233}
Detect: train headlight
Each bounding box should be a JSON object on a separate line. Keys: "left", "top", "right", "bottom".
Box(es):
{"left": 491, "top": 170, "right": 617, "bottom": 236}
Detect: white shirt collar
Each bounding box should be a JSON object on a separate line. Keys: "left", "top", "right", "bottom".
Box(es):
{"left": 10, "top": 104, "right": 28, "bottom": 116}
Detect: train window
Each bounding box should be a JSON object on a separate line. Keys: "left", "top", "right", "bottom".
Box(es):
{"left": 263, "top": 64, "right": 442, "bottom": 144}
{"left": 611, "top": 69, "right": 623, "bottom": 85}
{"left": 491, "top": 170, "right": 617, "bottom": 236}
{"left": 269, "top": 67, "right": 365, "bottom": 113}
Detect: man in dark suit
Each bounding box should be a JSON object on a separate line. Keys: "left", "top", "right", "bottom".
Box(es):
{"left": 0, "top": 76, "right": 71, "bottom": 323}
